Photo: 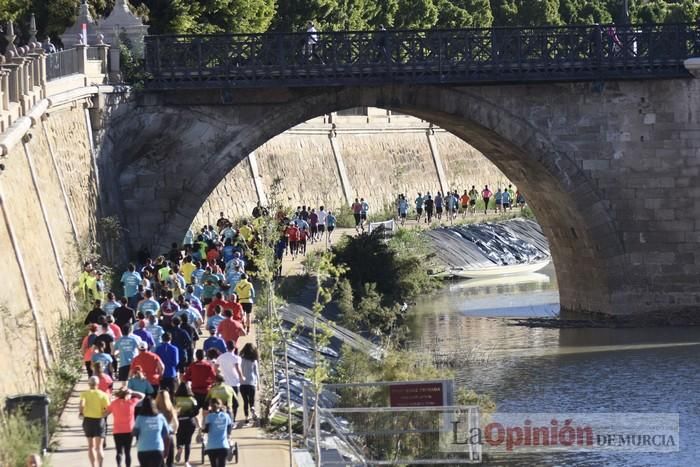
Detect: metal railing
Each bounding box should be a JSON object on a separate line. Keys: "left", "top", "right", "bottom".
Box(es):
{"left": 143, "top": 23, "right": 700, "bottom": 89}
{"left": 46, "top": 49, "right": 78, "bottom": 81}
{"left": 315, "top": 405, "right": 482, "bottom": 465}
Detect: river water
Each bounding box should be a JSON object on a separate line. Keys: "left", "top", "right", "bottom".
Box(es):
{"left": 410, "top": 265, "right": 700, "bottom": 466}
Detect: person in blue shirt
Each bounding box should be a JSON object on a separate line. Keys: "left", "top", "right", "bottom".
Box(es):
{"left": 114, "top": 325, "right": 141, "bottom": 382}
{"left": 91, "top": 341, "right": 114, "bottom": 376}
{"left": 155, "top": 332, "right": 179, "bottom": 395}
{"left": 192, "top": 262, "right": 207, "bottom": 285}
{"left": 138, "top": 290, "right": 160, "bottom": 318}
{"left": 146, "top": 314, "right": 164, "bottom": 347}
{"left": 132, "top": 397, "right": 172, "bottom": 467}
{"left": 203, "top": 327, "right": 227, "bottom": 355}
{"left": 121, "top": 263, "right": 142, "bottom": 309}
{"left": 203, "top": 398, "right": 234, "bottom": 467}
{"left": 134, "top": 320, "right": 155, "bottom": 350}
{"left": 206, "top": 305, "right": 226, "bottom": 332}
{"left": 326, "top": 211, "right": 337, "bottom": 244}
{"left": 170, "top": 317, "right": 193, "bottom": 371}
{"left": 103, "top": 292, "right": 120, "bottom": 316}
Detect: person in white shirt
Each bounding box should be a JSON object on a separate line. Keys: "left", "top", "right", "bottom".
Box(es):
{"left": 215, "top": 341, "right": 245, "bottom": 423}
{"left": 316, "top": 206, "right": 328, "bottom": 241}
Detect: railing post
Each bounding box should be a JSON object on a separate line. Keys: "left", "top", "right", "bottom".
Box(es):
{"left": 98, "top": 44, "right": 110, "bottom": 76}
{"left": 76, "top": 44, "right": 88, "bottom": 75}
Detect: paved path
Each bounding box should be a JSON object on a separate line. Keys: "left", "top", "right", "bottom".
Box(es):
{"left": 50, "top": 321, "right": 292, "bottom": 467}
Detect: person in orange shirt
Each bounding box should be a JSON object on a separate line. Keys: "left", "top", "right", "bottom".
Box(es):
{"left": 217, "top": 309, "right": 246, "bottom": 347}
{"left": 226, "top": 294, "right": 244, "bottom": 322}
{"left": 460, "top": 190, "right": 470, "bottom": 218}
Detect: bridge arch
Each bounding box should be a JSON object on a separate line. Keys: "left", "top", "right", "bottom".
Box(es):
{"left": 103, "top": 83, "right": 634, "bottom": 316}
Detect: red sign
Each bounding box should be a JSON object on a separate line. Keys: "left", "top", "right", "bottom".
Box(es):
{"left": 389, "top": 382, "right": 444, "bottom": 407}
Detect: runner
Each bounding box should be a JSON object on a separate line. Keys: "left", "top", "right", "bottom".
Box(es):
{"left": 79, "top": 376, "right": 110, "bottom": 467}
{"left": 434, "top": 192, "right": 443, "bottom": 221}
{"left": 308, "top": 209, "right": 318, "bottom": 243}
{"left": 114, "top": 325, "right": 141, "bottom": 382}
{"left": 202, "top": 398, "right": 234, "bottom": 467}
{"left": 468, "top": 185, "right": 479, "bottom": 214}
{"left": 360, "top": 198, "right": 369, "bottom": 232}
{"left": 351, "top": 198, "right": 362, "bottom": 232}
{"left": 482, "top": 185, "right": 492, "bottom": 214}
{"left": 317, "top": 206, "right": 328, "bottom": 242}
{"left": 130, "top": 342, "right": 164, "bottom": 394}
{"left": 326, "top": 210, "right": 337, "bottom": 245}
{"left": 501, "top": 187, "right": 512, "bottom": 212}
{"left": 234, "top": 273, "right": 255, "bottom": 332}
{"left": 155, "top": 391, "right": 178, "bottom": 467}
{"left": 132, "top": 397, "right": 172, "bottom": 467}
{"left": 174, "top": 382, "right": 199, "bottom": 467}
{"left": 424, "top": 194, "right": 434, "bottom": 224}
{"left": 106, "top": 387, "right": 144, "bottom": 467}
{"left": 120, "top": 264, "right": 142, "bottom": 309}
{"left": 398, "top": 195, "right": 409, "bottom": 225}
{"left": 239, "top": 343, "right": 259, "bottom": 424}
{"left": 460, "top": 190, "right": 470, "bottom": 218}
{"left": 415, "top": 192, "right": 424, "bottom": 222}
{"left": 215, "top": 340, "right": 245, "bottom": 424}
{"left": 183, "top": 349, "right": 217, "bottom": 415}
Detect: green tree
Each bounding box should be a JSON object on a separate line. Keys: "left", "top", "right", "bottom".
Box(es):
{"left": 559, "top": 0, "right": 612, "bottom": 24}
{"left": 665, "top": 0, "right": 700, "bottom": 23}
{"left": 631, "top": 0, "right": 670, "bottom": 24}
{"left": 393, "top": 0, "right": 439, "bottom": 28}
{"left": 271, "top": 0, "right": 339, "bottom": 31}
{"left": 490, "top": 0, "right": 562, "bottom": 26}
{"left": 436, "top": 0, "right": 493, "bottom": 28}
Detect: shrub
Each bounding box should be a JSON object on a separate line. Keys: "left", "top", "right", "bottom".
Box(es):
{"left": 0, "top": 411, "right": 44, "bottom": 467}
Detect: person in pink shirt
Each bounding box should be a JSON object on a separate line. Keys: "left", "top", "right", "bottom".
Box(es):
{"left": 107, "top": 315, "right": 123, "bottom": 340}
{"left": 93, "top": 362, "right": 114, "bottom": 396}
{"left": 481, "top": 185, "right": 493, "bottom": 214}
{"left": 107, "top": 387, "right": 145, "bottom": 467}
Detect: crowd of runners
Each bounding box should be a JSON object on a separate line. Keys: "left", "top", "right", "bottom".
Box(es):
{"left": 398, "top": 184, "right": 526, "bottom": 225}
{"left": 77, "top": 211, "right": 271, "bottom": 467}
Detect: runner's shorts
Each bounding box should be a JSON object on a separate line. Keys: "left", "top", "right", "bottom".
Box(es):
{"left": 242, "top": 303, "right": 253, "bottom": 314}
{"left": 83, "top": 417, "right": 106, "bottom": 438}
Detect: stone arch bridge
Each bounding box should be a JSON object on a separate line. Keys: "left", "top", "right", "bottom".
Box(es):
{"left": 92, "top": 25, "right": 700, "bottom": 320}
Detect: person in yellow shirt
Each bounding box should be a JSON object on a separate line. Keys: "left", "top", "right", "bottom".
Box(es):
{"left": 79, "top": 376, "right": 110, "bottom": 467}
{"left": 234, "top": 274, "right": 255, "bottom": 332}
{"left": 180, "top": 256, "right": 197, "bottom": 284}
{"left": 238, "top": 220, "right": 254, "bottom": 245}
{"left": 78, "top": 262, "right": 94, "bottom": 302}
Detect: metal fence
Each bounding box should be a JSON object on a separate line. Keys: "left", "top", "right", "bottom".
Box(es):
{"left": 143, "top": 23, "right": 700, "bottom": 89}
{"left": 46, "top": 49, "right": 78, "bottom": 81}
{"left": 315, "top": 405, "right": 482, "bottom": 465}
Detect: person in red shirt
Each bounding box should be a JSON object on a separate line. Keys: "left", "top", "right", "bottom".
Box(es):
{"left": 226, "top": 294, "right": 244, "bottom": 322}
{"left": 106, "top": 387, "right": 144, "bottom": 467}
{"left": 286, "top": 223, "right": 301, "bottom": 258}
{"left": 299, "top": 227, "right": 310, "bottom": 256}
{"left": 217, "top": 309, "right": 246, "bottom": 347}
{"left": 129, "top": 341, "right": 164, "bottom": 393}
{"left": 183, "top": 349, "right": 217, "bottom": 411}
{"left": 206, "top": 292, "right": 230, "bottom": 318}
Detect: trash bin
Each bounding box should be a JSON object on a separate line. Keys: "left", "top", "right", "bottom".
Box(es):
{"left": 5, "top": 394, "right": 50, "bottom": 454}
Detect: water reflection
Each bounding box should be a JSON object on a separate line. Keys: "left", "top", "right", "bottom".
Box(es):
{"left": 410, "top": 265, "right": 700, "bottom": 466}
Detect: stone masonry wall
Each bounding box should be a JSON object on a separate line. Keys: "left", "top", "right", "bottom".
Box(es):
{"left": 0, "top": 105, "right": 98, "bottom": 398}
{"left": 192, "top": 117, "right": 510, "bottom": 227}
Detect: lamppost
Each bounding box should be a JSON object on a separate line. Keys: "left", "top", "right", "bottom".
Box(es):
{"left": 623, "top": 0, "right": 630, "bottom": 25}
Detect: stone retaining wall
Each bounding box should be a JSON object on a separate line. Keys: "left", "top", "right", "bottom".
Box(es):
{"left": 0, "top": 105, "right": 97, "bottom": 397}
{"left": 192, "top": 117, "right": 510, "bottom": 227}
